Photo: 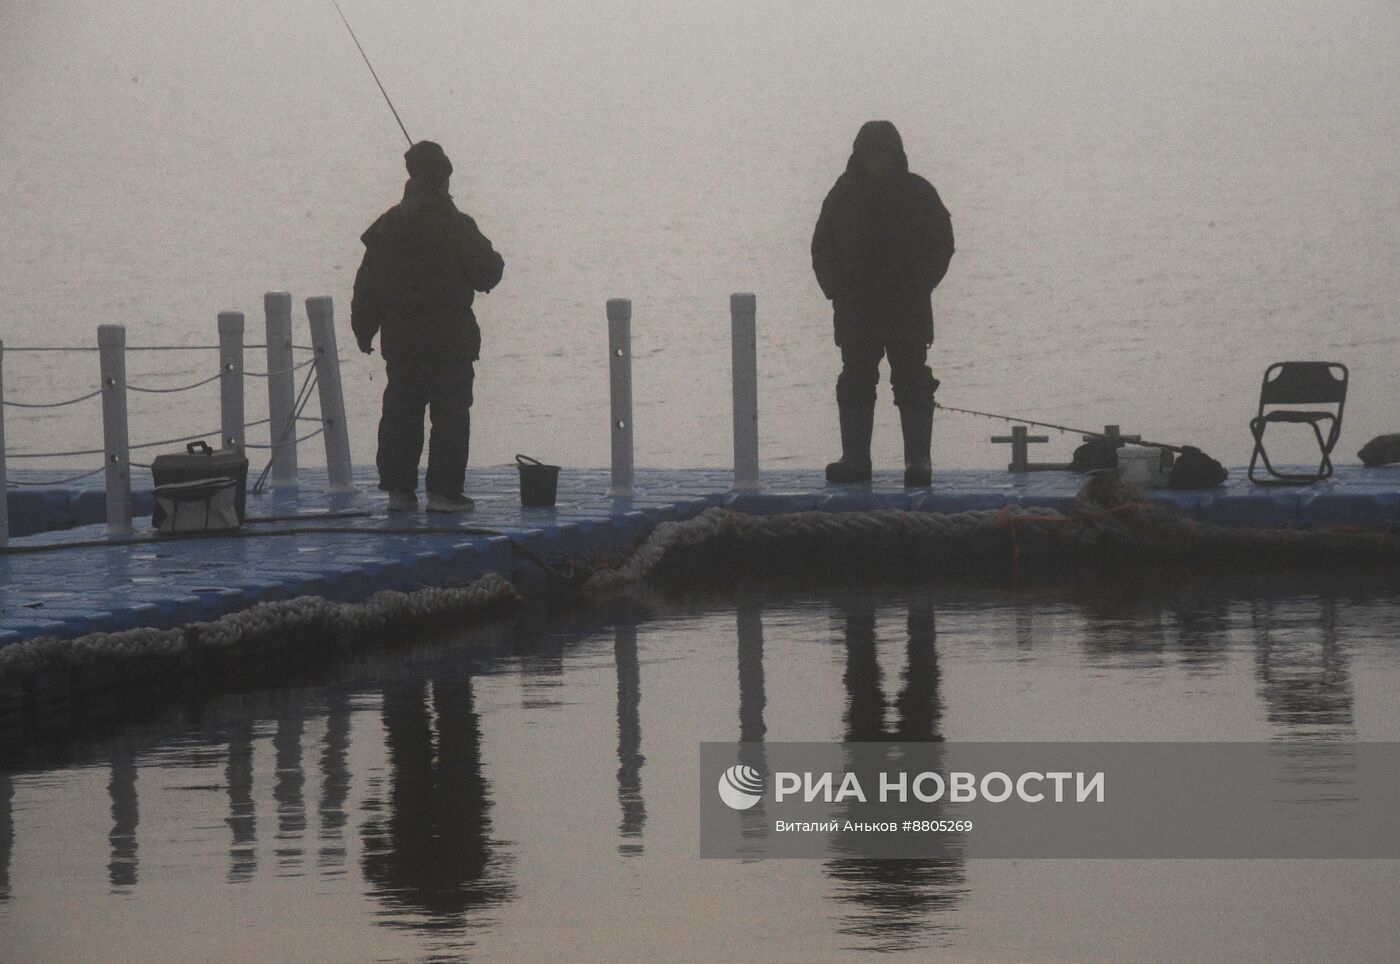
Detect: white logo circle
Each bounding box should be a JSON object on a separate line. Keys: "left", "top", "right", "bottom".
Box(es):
{"left": 717, "top": 764, "right": 765, "bottom": 810}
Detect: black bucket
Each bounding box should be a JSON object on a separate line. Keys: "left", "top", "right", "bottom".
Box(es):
{"left": 516, "top": 454, "right": 560, "bottom": 508}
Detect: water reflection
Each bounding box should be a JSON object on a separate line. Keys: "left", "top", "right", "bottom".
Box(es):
{"left": 360, "top": 678, "right": 515, "bottom": 937}
{"left": 1169, "top": 592, "right": 1233, "bottom": 673}
{"left": 736, "top": 598, "right": 769, "bottom": 844}
{"left": 825, "top": 596, "right": 967, "bottom": 953}
{"left": 317, "top": 691, "right": 352, "bottom": 875}
{"left": 225, "top": 721, "right": 257, "bottom": 883}
{"left": 107, "top": 748, "right": 139, "bottom": 890}
{"left": 273, "top": 713, "right": 306, "bottom": 873}
{"left": 1252, "top": 597, "right": 1354, "bottom": 735}
{"left": 0, "top": 578, "right": 1395, "bottom": 959}
{"left": 614, "top": 621, "right": 646, "bottom": 853}
{"left": 895, "top": 600, "right": 941, "bottom": 743}
{"left": 1250, "top": 597, "right": 1359, "bottom": 815}
{"left": 1, "top": 770, "right": 12, "bottom": 902}
{"left": 737, "top": 600, "right": 767, "bottom": 744}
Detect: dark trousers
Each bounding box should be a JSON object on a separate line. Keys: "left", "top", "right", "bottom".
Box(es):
{"left": 836, "top": 341, "right": 937, "bottom": 409}
{"left": 376, "top": 358, "right": 474, "bottom": 496}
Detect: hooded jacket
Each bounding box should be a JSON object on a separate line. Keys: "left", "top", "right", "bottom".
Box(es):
{"left": 351, "top": 178, "right": 504, "bottom": 363}
{"left": 811, "top": 121, "right": 954, "bottom": 345}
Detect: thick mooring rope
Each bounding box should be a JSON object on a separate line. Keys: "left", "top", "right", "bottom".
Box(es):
{"left": 584, "top": 495, "right": 1400, "bottom": 591}
{"left": 0, "top": 572, "right": 519, "bottom": 686}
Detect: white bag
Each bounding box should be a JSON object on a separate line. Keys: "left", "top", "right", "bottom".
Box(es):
{"left": 153, "top": 476, "right": 241, "bottom": 534}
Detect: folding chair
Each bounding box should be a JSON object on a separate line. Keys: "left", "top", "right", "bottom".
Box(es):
{"left": 1248, "top": 361, "right": 1348, "bottom": 485}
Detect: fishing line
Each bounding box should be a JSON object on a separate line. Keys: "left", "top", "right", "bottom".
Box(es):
{"left": 330, "top": 0, "right": 414, "bottom": 146}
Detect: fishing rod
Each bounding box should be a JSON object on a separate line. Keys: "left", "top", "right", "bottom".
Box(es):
{"left": 330, "top": 0, "right": 414, "bottom": 147}
{"left": 933, "top": 400, "right": 1185, "bottom": 453}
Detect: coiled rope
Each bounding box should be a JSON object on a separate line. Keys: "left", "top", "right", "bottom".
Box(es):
{"left": 0, "top": 572, "right": 519, "bottom": 685}
{"left": 584, "top": 487, "right": 1400, "bottom": 591}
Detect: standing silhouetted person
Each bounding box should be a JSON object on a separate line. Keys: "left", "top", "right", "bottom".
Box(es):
{"left": 352, "top": 140, "right": 504, "bottom": 513}
{"left": 812, "top": 121, "right": 954, "bottom": 486}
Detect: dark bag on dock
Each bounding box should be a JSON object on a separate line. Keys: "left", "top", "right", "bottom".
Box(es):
{"left": 1167, "top": 446, "right": 1228, "bottom": 489}
{"left": 1071, "top": 438, "right": 1119, "bottom": 473}
{"left": 1357, "top": 433, "right": 1400, "bottom": 468}
{"left": 150, "top": 441, "right": 248, "bottom": 534}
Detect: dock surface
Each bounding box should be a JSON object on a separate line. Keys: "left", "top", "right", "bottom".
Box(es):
{"left": 4, "top": 464, "right": 1400, "bottom": 647}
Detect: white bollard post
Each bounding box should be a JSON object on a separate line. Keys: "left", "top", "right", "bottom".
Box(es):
{"left": 263, "top": 292, "right": 299, "bottom": 487}
{"left": 98, "top": 324, "right": 132, "bottom": 534}
{"left": 730, "top": 292, "right": 760, "bottom": 492}
{"left": 218, "top": 311, "right": 245, "bottom": 453}
{"left": 0, "top": 339, "right": 7, "bottom": 546}
{"left": 607, "top": 298, "right": 634, "bottom": 498}
{"left": 306, "top": 296, "right": 355, "bottom": 493}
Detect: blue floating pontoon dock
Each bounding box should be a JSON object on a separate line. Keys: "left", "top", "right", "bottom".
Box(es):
{"left": 5, "top": 296, "right": 1390, "bottom": 668}
{"left": 3, "top": 463, "right": 1400, "bottom": 649}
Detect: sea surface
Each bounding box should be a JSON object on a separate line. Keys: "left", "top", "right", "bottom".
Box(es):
{"left": 2, "top": 577, "right": 1399, "bottom": 961}
{"left": 2, "top": 0, "right": 1398, "bottom": 475}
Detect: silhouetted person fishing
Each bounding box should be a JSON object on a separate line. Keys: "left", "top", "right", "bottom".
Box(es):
{"left": 812, "top": 121, "right": 954, "bottom": 487}
{"left": 351, "top": 141, "right": 504, "bottom": 513}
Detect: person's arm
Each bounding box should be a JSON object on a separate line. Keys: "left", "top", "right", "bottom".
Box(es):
{"left": 811, "top": 187, "right": 846, "bottom": 302}
{"left": 919, "top": 183, "right": 955, "bottom": 293}
{"left": 350, "top": 242, "right": 381, "bottom": 354}
{"left": 459, "top": 215, "right": 504, "bottom": 294}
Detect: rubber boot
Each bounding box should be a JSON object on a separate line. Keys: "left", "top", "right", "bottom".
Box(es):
{"left": 826, "top": 401, "right": 875, "bottom": 483}
{"left": 900, "top": 404, "right": 933, "bottom": 487}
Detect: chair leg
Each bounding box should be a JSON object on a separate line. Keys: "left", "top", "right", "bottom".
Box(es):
{"left": 1249, "top": 417, "right": 1333, "bottom": 486}
{"left": 1311, "top": 421, "right": 1335, "bottom": 481}
{"left": 1247, "top": 418, "right": 1273, "bottom": 484}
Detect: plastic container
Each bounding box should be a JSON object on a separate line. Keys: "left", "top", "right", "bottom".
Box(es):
{"left": 1117, "top": 445, "right": 1163, "bottom": 488}
{"left": 516, "top": 454, "right": 560, "bottom": 507}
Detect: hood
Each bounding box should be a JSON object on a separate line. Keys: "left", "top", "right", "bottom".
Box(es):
{"left": 845, "top": 120, "right": 909, "bottom": 176}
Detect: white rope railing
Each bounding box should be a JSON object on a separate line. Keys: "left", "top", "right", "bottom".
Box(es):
{"left": 5, "top": 466, "right": 107, "bottom": 487}
{"left": 251, "top": 364, "right": 319, "bottom": 494}
{"left": 0, "top": 294, "right": 347, "bottom": 542}
{"left": 243, "top": 357, "right": 316, "bottom": 379}
{"left": 2, "top": 387, "right": 105, "bottom": 409}
{"left": 7, "top": 445, "right": 107, "bottom": 460}
{"left": 1, "top": 344, "right": 221, "bottom": 352}
{"left": 245, "top": 426, "right": 324, "bottom": 449}
{"left": 126, "top": 371, "right": 224, "bottom": 393}
{"left": 0, "top": 343, "right": 316, "bottom": 353}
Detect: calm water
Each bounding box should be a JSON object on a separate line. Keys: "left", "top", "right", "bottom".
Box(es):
{"left": 2, "top": 575, "right": 1400, "bottom": 961}
{"left": 2, "top": 1, "right": 1398, "bottom": 474}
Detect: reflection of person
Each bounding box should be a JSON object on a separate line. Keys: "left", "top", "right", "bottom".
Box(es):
{"left": 352, "top": 140, "right": 504, "bottom": 514}
{"left": 826, "top": 597, "right": 965, "bottom": 952}
{"left": 361, "top": 678, "right": 513, "bottom": 930}
{"left": 812, "top": 121, "right": 954, "bottom": 487}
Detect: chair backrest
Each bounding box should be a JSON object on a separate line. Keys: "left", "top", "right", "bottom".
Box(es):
{"left": 1258, "top": 362, "right": 1348, "bottom": 409}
